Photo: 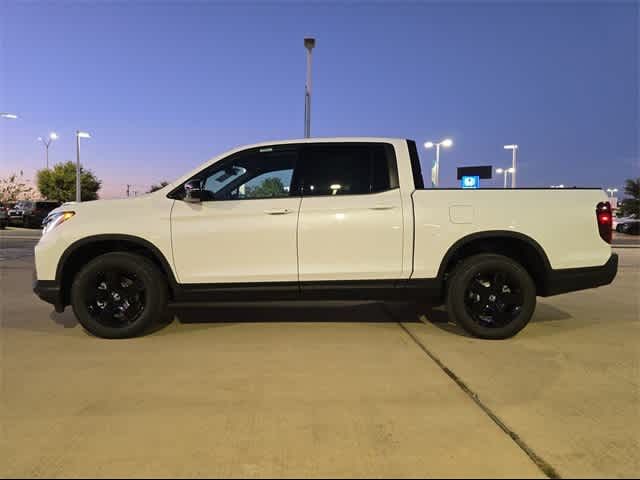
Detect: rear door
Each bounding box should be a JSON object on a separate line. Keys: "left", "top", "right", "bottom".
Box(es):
{"left": 297, "top": 143, "right": 404, "bottom": 283}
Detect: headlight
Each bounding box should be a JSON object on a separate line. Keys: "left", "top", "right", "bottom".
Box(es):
{"left": 42, "top": 211, "right": 75, "bottom": 236}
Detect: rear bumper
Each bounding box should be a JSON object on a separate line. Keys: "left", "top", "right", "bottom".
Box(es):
{"left": 33, "top": 276, "right": 65, "bottom": 312}
{"left": 543, "top": 253, "right": 618, "bottom": 296}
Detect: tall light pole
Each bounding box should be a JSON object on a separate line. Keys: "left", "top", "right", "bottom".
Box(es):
{"left": 503, "top": 144, "right": 518, "bottom": 188}
{"left": 495, "top": 167, "right": 514, "bottom": 189}
{"left": 424, "top": 138, "right": 453, "bottom": 188}
{"left": 304, "top": 37, "right": 315, "bottom": 138}
{"left": 1, "top": 112, "right": 19, "bottom": 120}
{"left": 76, "top": 131, "right": 91, "bottom": 202}
{"left": 38, "top": 132, "right": 59, "bottom": 169}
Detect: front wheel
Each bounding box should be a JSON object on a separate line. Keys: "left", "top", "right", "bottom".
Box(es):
{"left": 445, "top": 254, "right": 536, "bottom": 339}
{"left": 71, "top": 252, "right": 168, "bottom": 338}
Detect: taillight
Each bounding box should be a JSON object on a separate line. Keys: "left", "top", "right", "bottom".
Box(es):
{"left": 596, "top": 201, "right": 612, "bottom": 244}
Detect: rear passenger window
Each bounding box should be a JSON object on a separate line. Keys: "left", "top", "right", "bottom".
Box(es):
{"left": 301, "top": 144, "right": 397, "bottom": 196}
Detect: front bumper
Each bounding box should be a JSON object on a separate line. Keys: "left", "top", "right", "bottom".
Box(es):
{"left": 543, "top": 253, "right": 618, "bottom": 296}
{"left": 33, "top": 276, "right": 65, "bottom": 312}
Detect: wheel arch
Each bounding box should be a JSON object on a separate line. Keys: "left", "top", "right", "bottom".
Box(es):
{"left": 56, "top": 234, "right": 178, "bottom": 306}
{"left": 437, "top": 230, "right": 551, "bottom": 294}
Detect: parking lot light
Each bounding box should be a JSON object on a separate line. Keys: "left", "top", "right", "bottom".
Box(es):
{"left": 38, "top": 132, "right": 59, "bottom": 169}
{"left": 496, "top": 167, "right": 514, "bottom": 188}
{"left": 424, "top": 138, "right": 453, "bottom": 188}
{"left": 76, "top": 131, "right": 92, "bottom": 202}
{"left": 503, "top": 144, "right": 518, "bottom": 188}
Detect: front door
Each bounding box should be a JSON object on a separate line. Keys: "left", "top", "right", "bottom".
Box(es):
{"left": 171, "top": 146, "right": 301, "bottom": 284}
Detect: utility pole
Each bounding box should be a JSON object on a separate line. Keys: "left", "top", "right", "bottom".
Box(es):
{"left": 304, "top": 37, "right": 316, "bottom": 138}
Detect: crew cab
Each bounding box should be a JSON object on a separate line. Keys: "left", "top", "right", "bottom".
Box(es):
{"left": 33, "top": 138, "right": 617, "bottom": 339}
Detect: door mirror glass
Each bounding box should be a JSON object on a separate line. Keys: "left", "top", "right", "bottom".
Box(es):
{"left": 184, "top": 179, "right": 203, "bottom": 203}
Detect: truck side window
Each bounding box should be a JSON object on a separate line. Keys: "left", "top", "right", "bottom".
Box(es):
{"left": 301, "top": 144, "right": 396, "bottom": 196}
{"left": 201, "top": 149, "right": 298, "bottom": 201}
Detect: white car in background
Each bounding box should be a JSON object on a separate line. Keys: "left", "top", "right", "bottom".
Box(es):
{"left": 613, "top": 214, "right": 638, "bottom": 232}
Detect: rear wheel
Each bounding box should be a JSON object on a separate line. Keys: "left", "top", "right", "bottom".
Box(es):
{"left": 445, "top": 254, "right": 536, "bottom": 339}
{"left": 71, "top": 252, "right": 168, "bottom": 338}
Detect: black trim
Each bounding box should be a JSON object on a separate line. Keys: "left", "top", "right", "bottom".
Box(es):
{"left": 436, "top": 230, "right": 552, "bottom": 279}
{"left": 173, "top": 279, "right": 444, "bottom": 303}
{"left": 55, "top": 234, "right": 178, "bottom": 287}
{"left": 33, "top": 279, "right": 64, "bottom": 312}
{"left": 406, "top": 140, "right": 424, "bottom": 189}
{"left": 175, "top": 281, "right": 300, "bottom": 302}
{"left": 543, "top": 253, "right": 618, "bottom": 297}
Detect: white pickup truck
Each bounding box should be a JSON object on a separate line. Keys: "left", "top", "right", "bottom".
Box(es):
{"left": 34, "top": 138, "right": 617, "bottom": 339}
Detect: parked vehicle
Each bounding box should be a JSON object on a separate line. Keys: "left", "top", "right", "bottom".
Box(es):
{"left": 614, "top": 213, "right": 638, "bottom": 232}
{"left": 22, "top": 200, "right": 62, "bottom": 228}
{"left": 7, "top": 201, "right": 29, "bottom": 225}
{"left": 34, "top": 138, "right": 617, "bottom": 339}
{"left": 619, "top": 219, "right": 640, "bottom": 234}
{"left": 0, "top": 203, "right": 8, "bottom": 229}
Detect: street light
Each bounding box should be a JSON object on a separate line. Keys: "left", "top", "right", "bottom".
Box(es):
{"left": 495, "top": 167, "right": 515, "bottom": 189}
{"left": 503, "top": 144, "right": 518, "bottom": 188}
{"left": 606, "top": 188, "right": 618, "bottom": 197}
{"left": 76, "top": 131, "right": 91, "bottom": 202}
{"left": 38, "top": 132, "right": 59, "bottom": 169}
{"left": 1, "top": 112, "right": 19, "bottom": 120}
{"left": 424, "top": 138, "right": 453, "bottom": 188}
{"left": 304, "top": 37, "right": 316, "bottom": 138}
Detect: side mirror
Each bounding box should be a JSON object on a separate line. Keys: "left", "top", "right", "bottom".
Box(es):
{"left": 184, "top": 179, "right": 203, "bottom": 203}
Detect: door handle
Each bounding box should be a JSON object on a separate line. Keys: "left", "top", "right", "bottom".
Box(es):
{"left": 369, "top": 205, "right": 394, "bottom": 210}
{"left": 264, "top": 208, "right": 293, "bottom": 215}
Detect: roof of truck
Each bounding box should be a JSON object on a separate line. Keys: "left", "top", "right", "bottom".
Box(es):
{"left": 239, "top": 137, "right": 408, "bottom": 149}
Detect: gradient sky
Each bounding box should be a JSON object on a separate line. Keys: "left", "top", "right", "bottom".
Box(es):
{"left": 1, "top": 1, "right": 638, "bottom": 198}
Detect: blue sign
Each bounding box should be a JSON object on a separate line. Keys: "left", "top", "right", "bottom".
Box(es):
{"left": 461, "top": 175, "right": 480, "bottom": 189}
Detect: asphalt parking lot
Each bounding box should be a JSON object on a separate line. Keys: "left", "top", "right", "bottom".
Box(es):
{"left": 1, "top": 228, "right": 638, "bottom": 478}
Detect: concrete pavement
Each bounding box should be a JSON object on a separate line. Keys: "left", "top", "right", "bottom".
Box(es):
{"left": 1, "top": 231, "right": 638, "bottom": 477}
{"left": 401, "top": 247, "right": 640, "bottom": 478}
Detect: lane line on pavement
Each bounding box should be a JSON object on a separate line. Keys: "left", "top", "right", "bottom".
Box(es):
{"left": 384, "top": 307, "right": 561, "bottom": 479}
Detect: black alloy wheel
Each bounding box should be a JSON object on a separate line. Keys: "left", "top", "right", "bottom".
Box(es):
{"left": 85, "top": 269, "right": 146, "bottom": 328}
{"left": 463, "top": 269, "right": 524, "bottom": 328}
{"left": 71, "top": 252, "right": 168, "bottom": 338}
{"left": 445, "top": 253, "right": 536, "bottom": 339}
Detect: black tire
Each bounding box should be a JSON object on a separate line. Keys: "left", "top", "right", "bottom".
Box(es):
{"left": 70, "top": 252, "right": 168, "bottom": 339}
{"left": 445, "top": 253, "right": 536, "bottom": 339}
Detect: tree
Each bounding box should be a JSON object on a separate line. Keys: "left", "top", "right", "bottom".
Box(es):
{"left": 619, "top": 178, "right": 640, "bottom": 217}
{"left": 147, "top": 181, "right": 170, "bottom": 193}
{"left": 0, "top": 173, "right": 36, "bottom": 202}
{"left": 245, "top": 177, "right": 286, "bottom": 198}
{"left": 37, "top": 162, "right": 102, "bottom": 202}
